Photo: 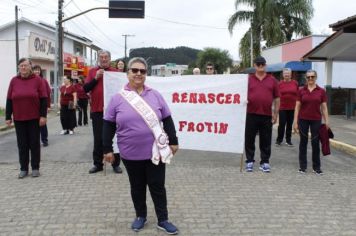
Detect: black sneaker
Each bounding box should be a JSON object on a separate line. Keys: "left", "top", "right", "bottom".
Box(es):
{"left": 275, "top": 141, "right": 282, "bottom": 146}
{"left": 313, "top": 169, "right": 323, "bottom": 175}
{"left": 286, "top": 141, "right": 294, "bottom": 147}
{"left": 113, "top": 166, "right": 123, "bottom": 174}
{"left": 298, "top": 169, "right": 306, "bottom": 174}
{"left": 88, "top": 166, "right": 103, "bottom": 174}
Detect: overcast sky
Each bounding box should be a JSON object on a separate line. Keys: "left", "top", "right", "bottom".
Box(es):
{"left": 1, "top": 0, "right": 356, "bottom": 60}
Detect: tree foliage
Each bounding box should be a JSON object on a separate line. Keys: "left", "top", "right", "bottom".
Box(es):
{"left": 128, "top": 46, "right": 200, "bottom": 66}
{"left": 196, "top": 48, "right": 233, "bottom": 74}
{"left": 228, "top": 0, "right": 313, "bottom": 69}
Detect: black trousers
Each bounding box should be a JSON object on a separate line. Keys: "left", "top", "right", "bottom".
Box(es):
{"left": 122, "top": 159, "right": 168, "bottom": 222}
{"left": 298, "top": 119, "right": 321, "bottom": 171}
{"left": 276, "top": 109, "right": 294, "bottom": 143}
{"left": 77, "top": 98, "right": 88, "bottom": 125}
{"left": 91, "top": 112, "right": 120, "bottom": 168}
{"left": 60, "top": 106, "right": 76, "bottom": 130}
{"left": 40, "top": 124, "right": 48, "bottom": 144}
{"left": 14, "top": 119, "right": 41, "bottom": 171}
{"left": 245, "top": 113, "right": 272, "bottom": 164}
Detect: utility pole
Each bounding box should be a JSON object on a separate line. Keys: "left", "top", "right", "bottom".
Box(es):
{"left": 54, "top": 0, "right": 64, "bottom": 109}
{"left": 122, "top": 34, "right": 134, "bottom": 59}
{"left": 15, "top": 5, "right": 19, "bottom": 70}
{"left": 250, "top": 29, "right": 253, "bottom": 67}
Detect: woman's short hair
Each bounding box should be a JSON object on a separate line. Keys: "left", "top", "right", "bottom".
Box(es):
{"left": 32, "top": 64, "right": 43, "bottom": 77}
{"left": 306, "top": 69, "right": 317, "bottom": 77}
{"left": 127, "top": 57, "right": 148, "bottom": 70}
{"left": 17, "top": 58, "right": 32, "bottom": 66}
{"left": 97, "top": 50, "right": 111, "bottom": 59}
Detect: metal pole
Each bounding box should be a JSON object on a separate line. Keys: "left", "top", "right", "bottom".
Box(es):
{"left": 250, "top": 29, "right": 253, "bottom": 67}
{"left": 122, "top": 34, "right": 135, "bottom": 59}
{"left": 15, "top": 5, "right": 19, "bottom": 70}
{"left": 54, "top": 21, "right": 59, "bottom": 109}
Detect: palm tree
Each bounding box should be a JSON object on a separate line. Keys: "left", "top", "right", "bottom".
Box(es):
{"left": 228, "top": 0, "right": 313, "bottom": 69}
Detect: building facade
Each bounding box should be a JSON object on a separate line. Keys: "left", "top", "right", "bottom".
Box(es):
{"left": 151, "top": 63, "right": 188, "bottom": 77}
{"left": 0, "top": 18, "right": 100, "bottom": 107}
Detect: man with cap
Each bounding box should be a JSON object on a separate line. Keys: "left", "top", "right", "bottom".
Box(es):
{"left": 245, "top": 56, "right": 280, "bottom": 173}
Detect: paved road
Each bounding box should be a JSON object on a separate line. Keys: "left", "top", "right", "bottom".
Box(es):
{"left": 0, "top": 115, "right": 356, "bottom": 235}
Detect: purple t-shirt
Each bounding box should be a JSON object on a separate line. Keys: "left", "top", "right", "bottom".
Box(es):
{"left": 104, "top": 84, "right": 171, "bottom": 161}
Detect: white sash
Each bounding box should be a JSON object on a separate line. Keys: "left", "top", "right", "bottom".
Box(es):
{"left": 120, "top": 89, "right": 173, "bottom": 165}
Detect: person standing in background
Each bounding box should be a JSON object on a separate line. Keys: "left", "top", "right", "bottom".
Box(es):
{"left": 116, "top": 59, "right": 126, "bottom": 72}
{"left": 59, "top": 76, "right": 77, "bottom": 135}
{"left": 76, "top": 76, "right": 89, "bottom": 126}
{"left": 33, "top": 65, "right": 51, "bottom": 147}
{"left": 5, "top": 58, "right": 47, "bottom": 178}
{"left": 275, "top": 68, "right": 299, "bottom": 147}
{"left": 205, "top": 62, "right": 215, "bottom": 75}
{"left": 84, "top": 50, "right": 122, "bottom": 174}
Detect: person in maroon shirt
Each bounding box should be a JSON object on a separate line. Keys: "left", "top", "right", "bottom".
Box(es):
{"left": 76, "top": 76, "right": 89, "bottom": 126}
{"left": 84, "top": 50, "right": 122, "bottom": 174}
{"left": 33, "top": 65, "right": 51, "bottom": 147}
{"left": 59, "top": 76, "right": 77, "bottom": 135}
{"left": 116, "top": 58, "right": 127, "bottom": 72}
{"left": 245, "top": 56, "right": 280, "bottom": 173}
{"left": 293, "top": 70, "right": 329, "bottom": 175}
{"left": 275, "top": 68, "right": 299, "bottom": 147}
{"left": 5, "top": 58, "right": 48, "bottom": 178}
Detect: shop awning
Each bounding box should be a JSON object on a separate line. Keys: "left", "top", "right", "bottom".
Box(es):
{"left": 243, "top": 61, "right": 312, "bottom": 74}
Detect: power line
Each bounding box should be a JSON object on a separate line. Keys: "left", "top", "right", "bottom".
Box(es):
{"left": 147, "top": 15, "right": 228, "bottom": 30}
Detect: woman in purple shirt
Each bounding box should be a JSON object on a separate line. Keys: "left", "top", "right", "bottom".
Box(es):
{"left": 102, "top": 57, "right": 179, "bottom": 235}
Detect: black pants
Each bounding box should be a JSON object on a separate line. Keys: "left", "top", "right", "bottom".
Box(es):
{"left": 14, "top": 119, "right": 41, "bottom": 171}
{"left": 40, "top": 124, "right": 48, "bottom": 144}
{"left": 276, "top": 109, "right": 294, "bottom": 143}
{"left": 245, "top": 113, "right": 272, "bottom": 164}
{"left": 77, "top": 99, "right": 88, "bottom": 125}
{"left": 91, "top": 112, "right": 120, "bottom": 168}
{"left": 298, "top": 119, "right": 321, "bottom": 171}
{"left": 60, "top": 106, "right": 76, "bottom": 130}
{"left": 122, "top": 159, "right": 168, "bottom": 222}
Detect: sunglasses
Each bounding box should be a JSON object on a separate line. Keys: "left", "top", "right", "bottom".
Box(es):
{"left": 130, "top": 68, "right": 147, "bottom": 74}
{"left": 256, "top": 63, "right": 266, "bottom": 67}
{"left": 206, "top": 67, "right": 214, "bottom": 70}
{"left": 306, "top": 75, "right": 316, "bottom": 80}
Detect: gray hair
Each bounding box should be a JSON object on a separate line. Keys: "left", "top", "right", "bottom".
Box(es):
{"left": 97, "top": 50, "right": 111, "bottom": 59}
{"left": 282, "top": 68, "right": 292, "bottom": 73}
{"left": 306, "top": 69, "right": 317, "bottom": 77}
{"left": 127, "top": 57, "right": 148, "bottom": 70}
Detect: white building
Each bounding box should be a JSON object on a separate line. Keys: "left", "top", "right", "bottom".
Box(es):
{"left": 151, "top": 63, "right": 188, "bottom": 77}
{"left": 0, "top": 18, "right": 101, "bottom": 107}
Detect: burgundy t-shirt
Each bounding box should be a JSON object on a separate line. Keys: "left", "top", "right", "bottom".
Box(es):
{"left": 7, "top": 74, "right": 47, "bottom": 121}
{"left": 76, "top": 83, "right": 89, "bottom": 99}
{"left": 247, "top": 74, "right": 280, "bottom": 116}
{"left": 85, "top": 66, "right": 118, "bottom": 112}
{"left": 279, "top": 80, "right": 298, "bottom": 110}
{"left": 297, "top": 85, "right": 327, "bottom": 120}
{"left": 60, "top": 85, "right": 76, "bottom": 106}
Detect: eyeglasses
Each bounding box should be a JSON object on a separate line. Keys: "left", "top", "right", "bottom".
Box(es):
{"left": 306, "top": 75, "right": 316, "bottom": 80}
{"left": 256, "top": 63, "right": 266, "bottom": 67}
{"left": 206, "top": 67, "right": 214, "bottom": 70}
{"left": 130, "top": 68, "right": 147, "bottom": 74}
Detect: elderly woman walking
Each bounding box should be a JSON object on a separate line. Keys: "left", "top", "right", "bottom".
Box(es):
{"left": 102, "top": 57, "right": 179, "bottom": 234}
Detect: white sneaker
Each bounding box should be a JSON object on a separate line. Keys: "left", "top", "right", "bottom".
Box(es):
{"left": 69, "top": 130, "right": 74, "bottom": 135}
{"left": 60, "top": 130, "right": 67, "bottom": 135}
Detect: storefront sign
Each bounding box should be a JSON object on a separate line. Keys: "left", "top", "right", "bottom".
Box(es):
{"left": 28, "top": 32, "right": 55, "bottom": 60}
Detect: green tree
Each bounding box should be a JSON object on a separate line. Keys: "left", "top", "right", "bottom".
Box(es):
{"left": 196, "top": 48, "right": 233, "bottom": 74}
{"left": 228, "top": 0, "right": 313, "bottom": 69}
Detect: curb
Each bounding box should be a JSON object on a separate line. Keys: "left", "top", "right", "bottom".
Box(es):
{"left": 330, "top": 139, "right": 356, "bottom": 157}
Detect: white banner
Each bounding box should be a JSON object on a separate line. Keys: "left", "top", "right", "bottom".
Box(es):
{"left": 104, "top": 72, "right": 248, "bottom": 154}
